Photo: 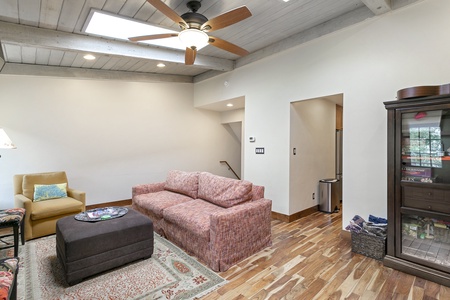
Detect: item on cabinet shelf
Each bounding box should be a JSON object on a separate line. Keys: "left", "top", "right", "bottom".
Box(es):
{"left": 415, "top": 111, "right": 427, "bottom": 119}
{"left": 434, "top": 222, "right": 450, "bottom": 243}
{"left": 425, "top": 223, "right": 434, "bottom": 239}
{"left": 401, "top": 176, "right": 436, "bottom": 183}
{"left": 397, "top": 83, "right": 450, "bottom": 100}
{"left": 402, "top": 221, "right": 419, "bottom": 238}
{"left": 403, "top": 216, "right": 433, "bottom": 240}
{"left": 402, "top": 167, "right": 432, "bottom": 178}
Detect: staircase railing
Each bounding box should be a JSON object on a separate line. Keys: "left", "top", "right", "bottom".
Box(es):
{"left": 219, "top": 161, "right": 240, "bottom": 180}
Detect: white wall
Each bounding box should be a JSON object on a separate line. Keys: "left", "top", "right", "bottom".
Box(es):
{"left": 290, "top": 99, "right": 336, "bottom": 214}
{"left": 194, "top": 0, "right": 450, "bottom": 225}
{"left": 0, "top": 75, "right": 241, "bottom": 208}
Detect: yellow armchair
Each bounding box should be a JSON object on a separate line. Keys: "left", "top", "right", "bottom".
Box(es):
{"left": 13, "top": 171, "right": 85, "bottom": 241}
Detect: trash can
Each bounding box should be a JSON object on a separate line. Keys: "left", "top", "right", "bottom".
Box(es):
{"left": 319, "top": 178, "right": 340, "bottom": 213}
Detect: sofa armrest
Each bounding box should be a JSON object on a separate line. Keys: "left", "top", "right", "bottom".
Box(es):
{"left": 14, "top": 194, "right": 32, "bottom": 212}
{"left": 209, "top": 198, "right": 272, "bottom": 271}
{"left": 132, "top": 182, "right": 165, "bottom": 197}
{"left": 67, "top": 188, "right": 86, "bottom": 211}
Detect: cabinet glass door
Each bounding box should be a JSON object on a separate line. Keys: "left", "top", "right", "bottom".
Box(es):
{"left": 400, "top": 107, "right": 450, "bottom": 272}
{"left": 401, "top": 213, "right": 450, "bottom": 272}
{"left": 401, "top": 109, "right": 450, "bottom": 184}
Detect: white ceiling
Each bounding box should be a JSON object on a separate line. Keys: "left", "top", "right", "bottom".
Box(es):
{"left": 0, "top": 0, "right": 423, "bottom": 83}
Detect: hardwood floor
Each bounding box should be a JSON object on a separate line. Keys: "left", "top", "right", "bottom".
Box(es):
{"left": 201, "top": 210, "right": 450, "bottom": 300}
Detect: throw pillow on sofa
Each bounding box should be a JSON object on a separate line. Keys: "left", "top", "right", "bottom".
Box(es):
{"left": 198, "top": 172, "right": 253, "bottom": 208}
{"left": 164, "top": 170, "right": 199, "bottom": 198}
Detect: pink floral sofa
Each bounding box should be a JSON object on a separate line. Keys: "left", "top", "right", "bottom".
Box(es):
{"left": 132, "top": 170, "right": 272, "bottom": 272}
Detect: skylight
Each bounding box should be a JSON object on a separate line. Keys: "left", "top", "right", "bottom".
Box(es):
{"left": 83, "top": 10, "right": 187, "bottom": 51}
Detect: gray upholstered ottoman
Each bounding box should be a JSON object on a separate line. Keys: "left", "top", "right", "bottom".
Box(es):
{"left": 56, "top": 208, "right": 153, "bottom": 285}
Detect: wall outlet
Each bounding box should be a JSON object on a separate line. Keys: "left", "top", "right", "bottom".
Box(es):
{"left": 312, "top": 193, "right": 315, "bottom": 200}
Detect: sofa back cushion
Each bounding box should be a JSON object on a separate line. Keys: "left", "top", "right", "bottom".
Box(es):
{"left": 22, "top": 171, "right": 68, "bottom": 200}
{"left": 164, "top": 170, "right": 199, "bottom": 199}
{"left": 198, "top": 172, "right": 253, "bottom": 208}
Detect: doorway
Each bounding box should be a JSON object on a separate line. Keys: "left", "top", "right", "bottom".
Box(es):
{"left": 197, "top": 96, "right": 245, "bottom": 179}
{"left": 289, "top": 94, "right": 343, "bottom": 217}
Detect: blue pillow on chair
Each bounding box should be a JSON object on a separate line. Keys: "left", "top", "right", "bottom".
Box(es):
{"left": 33, "top": 183, "right": 68, "bottom": 202}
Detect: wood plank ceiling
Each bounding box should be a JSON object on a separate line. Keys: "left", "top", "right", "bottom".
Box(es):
{"left": 0, "top": 0, "right": 422, "bottom": 83}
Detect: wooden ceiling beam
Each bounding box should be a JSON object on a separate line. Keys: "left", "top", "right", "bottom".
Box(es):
{"left": 1, "top": 63, "right": 193, "bottom": 83}
{"left": 0, "top": 21, "right": 234, "bottom": 72}
{"left": 361, "top": 0, "right": 391, "bottom": 15}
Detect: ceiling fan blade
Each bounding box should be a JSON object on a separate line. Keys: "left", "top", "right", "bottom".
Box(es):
{"left": 185, "top": 47, "right": 197, "bottom": 65}
{"left": 201, "top": 6, "right": 251, "bottom": 32}
{"left": 208, "top": 36, "right": 249, "bottom": 56}
{"left": 129, "top": 33, "right": 178, "bottom": 42}
{"left": 147, "top": 0, "right": 188, "bottom": 29}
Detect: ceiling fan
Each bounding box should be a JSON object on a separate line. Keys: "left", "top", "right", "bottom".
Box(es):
{"left": 129, "top": 0, "right": 252, "bottom": 65}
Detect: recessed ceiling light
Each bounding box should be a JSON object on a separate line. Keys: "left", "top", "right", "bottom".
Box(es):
{"left": 157, "top": 63, "right": 166, "bottom": 68}
{"left": 226, "top": 103, "right": 234, "bottom": 107}
{"left": 83, "top": 54, "right": 96, "bottom": 60}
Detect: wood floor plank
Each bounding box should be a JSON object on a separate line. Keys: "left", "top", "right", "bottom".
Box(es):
{"left": 199, "top": 210, "right": 450, "bottom": 300}
{"left": 375, "top": 269, "right": 402, "bottom": 300}
{"left": 395, "top": 271, "right": 416, "bottom": 297}
{"left": 350, "top": 259, "right": 383, "bottom": 296}
{"left": 439, "top": 285, "right": 450, "bottom": 299}
{"left": 424, "top": 279, "right": 441, "bottom": 299}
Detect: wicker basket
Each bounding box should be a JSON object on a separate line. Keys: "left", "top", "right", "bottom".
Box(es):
{"left": 351, "top": 231, "right": 386, "bottom": 260}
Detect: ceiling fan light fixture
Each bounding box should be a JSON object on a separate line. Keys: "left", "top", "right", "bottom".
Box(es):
{"left": 178, "top": 29, "right": 209, "bottom": 50}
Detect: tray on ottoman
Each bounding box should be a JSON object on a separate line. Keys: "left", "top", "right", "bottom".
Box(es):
{"left": 56, "top": 208, "right": 154, "bottom": 286}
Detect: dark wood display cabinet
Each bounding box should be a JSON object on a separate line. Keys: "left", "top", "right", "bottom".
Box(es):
{"left": 384, "top": 94, "right": 450, "bottom": 286}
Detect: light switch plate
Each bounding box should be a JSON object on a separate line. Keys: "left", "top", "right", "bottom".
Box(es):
{"left": 255, "top": 147, "right": 265, "bottom": 154}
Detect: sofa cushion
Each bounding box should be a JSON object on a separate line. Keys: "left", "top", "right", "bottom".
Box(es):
{"left": 31, "top": 197, "right": 83, "bottom": 221}
{"left": 133, "top": 190, "right": 193, "bottom": 218}
{"left": 198, "top": 172, "right": 253, "bottom": 208}
{"left": 22, "top": 172, "right": 68, "bottom": 200}
{"left": 164, "top": 170, "right": 199, "bottom": 199}
{"left": 163, "top": 199, "right": 225, "bottom": 241}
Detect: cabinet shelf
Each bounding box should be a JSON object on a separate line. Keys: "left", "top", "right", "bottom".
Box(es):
{"left": 402, "top": 131, "right": 450, "bottom": 137}
{"left": 400, "top": 207, "right": 450, "bottom": 219}
{"left": 402, "top": 155, "right": 450, "bottom": 161}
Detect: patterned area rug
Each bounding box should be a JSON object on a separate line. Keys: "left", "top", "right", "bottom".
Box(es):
{"left": 9, "top": 234, "right": 226, "bottom": 300}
